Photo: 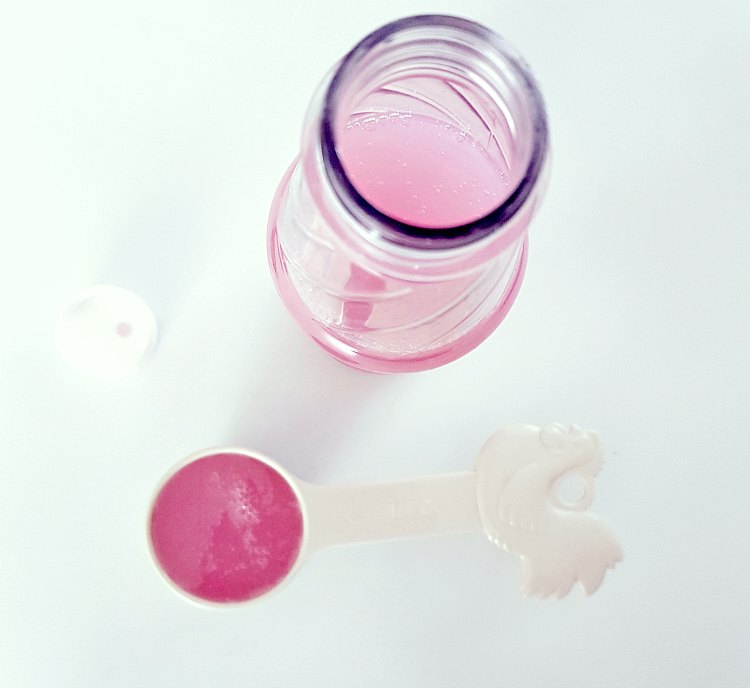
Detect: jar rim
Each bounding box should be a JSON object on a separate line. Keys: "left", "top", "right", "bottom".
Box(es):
{"left": 320, "top": 15, "right": 549, "bottom": 251}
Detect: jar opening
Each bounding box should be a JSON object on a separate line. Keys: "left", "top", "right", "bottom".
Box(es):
{"left": 320, "top": 15, "right": 549, "bottom": 250}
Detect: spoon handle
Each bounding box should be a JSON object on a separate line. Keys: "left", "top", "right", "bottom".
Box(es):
{"left": 299, "top": 472, "right": 481, "bottom": 551}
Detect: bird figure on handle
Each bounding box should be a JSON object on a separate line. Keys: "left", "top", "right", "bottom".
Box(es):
{"left": 476, "top": 423, "right": 623, "bottom": 598}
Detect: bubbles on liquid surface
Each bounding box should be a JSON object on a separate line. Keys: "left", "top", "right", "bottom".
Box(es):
{"left": 337, "top": 111, "right": 512, "bottom": 229}
{"left": 149, "top": 453, "right": 304, "bottom": 603}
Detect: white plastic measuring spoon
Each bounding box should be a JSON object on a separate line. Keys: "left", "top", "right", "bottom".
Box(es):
{"left": 148, "top": 423, "right": 622, "bottom": 605}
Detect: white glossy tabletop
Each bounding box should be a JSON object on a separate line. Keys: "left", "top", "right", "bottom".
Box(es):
{"left": 1, "top": 1, "right": 748, "bottom": 686}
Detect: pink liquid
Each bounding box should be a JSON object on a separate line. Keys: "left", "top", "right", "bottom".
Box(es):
{"left": 267, "top": 110, "right": 530, "bottom": 373}
{"left": 149, "top": 453, "right": 303, "bottom": 603}
{"left": 338, "top": 113, "right": 510, "bottom": 228}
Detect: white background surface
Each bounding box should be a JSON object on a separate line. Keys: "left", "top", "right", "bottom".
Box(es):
{"left": 1, "top": 1, "right": 749, "bottom": 686}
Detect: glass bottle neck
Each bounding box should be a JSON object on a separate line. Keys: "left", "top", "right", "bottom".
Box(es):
{"left": 299, "top": 15, "right": 548, "bottom": 277}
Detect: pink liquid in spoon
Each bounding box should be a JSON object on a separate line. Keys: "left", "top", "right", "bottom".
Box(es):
{"left": 149, "top": 453, "right": 303, "bottom": 603}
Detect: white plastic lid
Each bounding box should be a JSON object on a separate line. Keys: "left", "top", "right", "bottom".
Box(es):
{"left": 56, "top": 285, "right": 158, "bottom": 379}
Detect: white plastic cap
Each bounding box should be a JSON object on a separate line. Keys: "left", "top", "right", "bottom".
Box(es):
{"left": 56, "top": 285, "right": 158, "bottom": 379}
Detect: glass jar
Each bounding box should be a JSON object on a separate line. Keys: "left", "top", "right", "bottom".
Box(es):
{"left": 268, "top": 15, "right": 549, "bottom": 373}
